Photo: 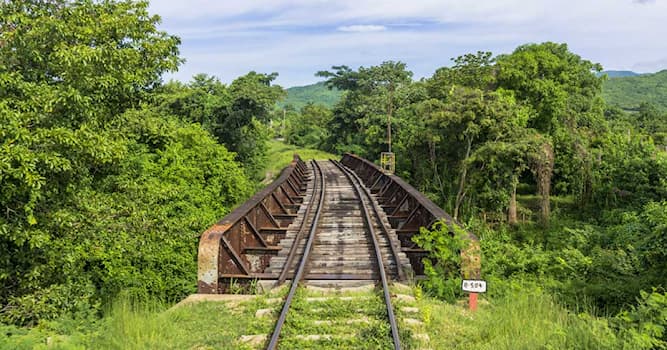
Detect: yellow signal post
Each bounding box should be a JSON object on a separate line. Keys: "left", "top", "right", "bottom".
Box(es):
{"left": 380, "top": 152, "right": 395, "bottom": 175}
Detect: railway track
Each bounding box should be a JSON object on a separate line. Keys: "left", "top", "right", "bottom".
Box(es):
{"left": 266, "top": 160, "right": 406, "bottom": 349}
{"left": 198, "top": 153, "right": 478, "bottom": 348}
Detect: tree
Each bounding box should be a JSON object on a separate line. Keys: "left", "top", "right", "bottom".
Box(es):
{"left": 496, "top": 42, "right": 604, "bottom": 134}
{"left": 393, "top": 53, "right": 537, "bottom": 221}
{"left": 284, "top": 103, "right": 333, "bottom": 148}
{"left": 425, "top": 88, "right": 530, "bottom": 220}
{"left": 496, "top": 43, "right": 606, "bottom": 221}
{"left": 0, "top": 0, "right": 253, "bottom": 325}
{"left": 429, "top": 51, "right": 496, "bottom": 96}
{"left": 467, "top": 130, "right": 544, "bottom": 225}
{"left": 0, "top": 0, "right": 181, "bottom": 126}
{"left": 155, "top": 75, "right": 231, "bottom": 132}
{"left": 155, "top": 72, "right": 286, "bottom": 178}
{"left": 0, "top": 0, "right": 180, "bottom": 232}
{"left": 317, "top": 61, "right": 413, "bottom": 157}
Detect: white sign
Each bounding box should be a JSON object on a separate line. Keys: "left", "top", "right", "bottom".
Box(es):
{"left": 462, "top": 279, "right": 487, "bottom": 293}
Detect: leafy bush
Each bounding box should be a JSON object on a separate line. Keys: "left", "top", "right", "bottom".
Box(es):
{"left": 0, "top": 0, "right": 255, "bottom": 326}
{"left": 614, "top": 290, "right": 667, "bottom": 349}
{"left": 1, "top": 111, "right": 251, "bottom": 325}
{"left": 412, "top": 220, "right": 468, "bottom": 301}
{"left": 284, "top": 103, "right": 333, "bottom": 149}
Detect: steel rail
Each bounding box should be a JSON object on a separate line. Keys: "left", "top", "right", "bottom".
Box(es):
{"left": 276, "top": 162, "right": 318, "bottom": 286}
{"left": 332, "top": 159, "right": 406, "bottom": 281}
{"left": 266, "top": 160, "right": 326, "bottom": 350}
{"left": 330, "top": 160, "right": 402, "bottom": 350}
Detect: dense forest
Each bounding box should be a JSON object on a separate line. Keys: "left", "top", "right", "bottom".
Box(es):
{"left": 278, "top": 82, "right": 342, "bottom": 111}
{"left": 1, "top": 0, "right": 666, "bottom": 349}
{"left": 603, "top": 70, "right": 667, "bottom": 112}
{"left": 0, "top": 0, "right": 284, "bottom": 326}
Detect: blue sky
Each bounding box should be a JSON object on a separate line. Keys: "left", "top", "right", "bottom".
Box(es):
{"left": 148, "top": 0, "right": 667, "bottom": 87}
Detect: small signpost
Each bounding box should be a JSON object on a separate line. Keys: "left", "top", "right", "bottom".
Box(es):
{"left": 462, "top": 279, "right": 487, "bottom": 311}
{"left": 380, "top": 152, "right": 395, "bottom": 175}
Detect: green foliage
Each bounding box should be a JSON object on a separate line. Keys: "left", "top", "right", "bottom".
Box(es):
{"left": 0, "top": 294, "right": 277, "bottom": 349}
{"left": 0, "top": 0, "right": 181, "bottom": 125}
{"left": 155, "top": 72, "right": 285, "bottom": 179}
{"left": 1, "top": 111, "right": 252, "bottom": 325}
{"left": 0, "top": 0, "right": 180, "bottom": 229}
{"left": 603, "top": 70, "right": 667, "bottom": 112}
{"left": 319, "top": 44, "right": 608, "bottom": 223}
{"left": 591, "top": 129, "right": 667, "bottom": 209}
{"left": 614, "top": 290, "right": 667, "bottom": 348}
{"left": 415, "top": 210, "right": 666, "bottom": 349}
{"left": 0, "top": 0, "right": 252, "bottom": 326}
{"left": 1, "top": 4, "right": 665, "bottom": 346}
{"left": 422, "top": 287, "right": 650, "bottom": 350}
{"left": 412, "top": 221, "right": 468, "bottom": 301}
{"left": 284, "top": 103, "right": 333, "bottom": 149}
{"left": 154, "top": 75, "right": 231, "bottom": 132}
{"left": 261, "top": 139, "right": 337, "bottom": 184}
{"left": 278, "top": 81, "right": 343, "bottom": 110}
{"left": 429, "top": 51, "right": 496, "bottom": 93}
{"left": 317, "top": 61, "right": 413, "bottom": 155}
{"left": 496, "top": 42, "right": 604, "bottom": 134}
{"left": 495, "top": 42, "right": 607, "bottom": 209}
{"left": 472, "top": 200, "right": 666, "bottom": 312}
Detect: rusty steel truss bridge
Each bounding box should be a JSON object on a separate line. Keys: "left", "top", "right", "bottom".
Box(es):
{"left": 197, "top": 153, "right": 479, "bottom": 349}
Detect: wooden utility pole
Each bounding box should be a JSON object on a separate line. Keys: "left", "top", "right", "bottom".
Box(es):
{"left": 387, "top": 85, "right": 393, "bottom": 153}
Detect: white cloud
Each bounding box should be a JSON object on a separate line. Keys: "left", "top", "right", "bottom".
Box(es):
{"left": 337, "top": 24, "right": 387, "bottom": 32}
{"left": 150, "top": 0, "right": 667, "bottom": 86}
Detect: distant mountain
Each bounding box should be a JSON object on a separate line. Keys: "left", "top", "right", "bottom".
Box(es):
{"left": 278, "top": 81, "right": 343, "bottom": 110}
{"left": 279, "top": 71, "right": 666, "bottom": 113}
{"left": 599, "top": 70, "right": 640, "bottom": 78}
{"left": 602, "top": 70, "right": 667, "bottom": 111}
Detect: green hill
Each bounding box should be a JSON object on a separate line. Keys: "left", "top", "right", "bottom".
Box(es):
{"left": 278, "top": 81, "right": 343, "bottom": 110}
{"left": 598, "top": 70, "right": 640, "bottom": 78}
{"left": 603, "top": 70, "right": 667, "bottom": 111}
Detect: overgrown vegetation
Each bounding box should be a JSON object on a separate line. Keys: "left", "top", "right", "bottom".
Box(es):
{"left": 278, "top": 81, "right": 343, "bottom": 110}
{"left": 420, "top": 286, "right": 666, "bottom": 350}
{"left": 603, "top": 70, "right": 667, "bottom": 112}
{"left": 0, "top": 295, "right": 276, "bottom": 349}
{"left": 313, "top": 43, "right": 667, "bottom": 348}
{"left": 155, "top": 72, "right": 285, "bottom": 179}
{"left": 0, "top": 0, "right": 266, "bottom": 327}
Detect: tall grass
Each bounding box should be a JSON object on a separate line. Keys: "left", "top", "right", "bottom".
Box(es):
{"left": 87, "top": 298, "right": 174, "bottom": 349}
{"left": 85, "top": 296, "right": 272, "bottom": 350}
{"left": 1, "top": 295, "right": 271, "bottom": 350}
{"left": 423, "top": 289, "right": 633, "bottom": 350}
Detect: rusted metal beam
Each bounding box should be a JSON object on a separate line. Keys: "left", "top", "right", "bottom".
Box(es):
{"left": 340, "top": 153, "right": 479, "bottom": 277}
{"left": 197, "top": 155, "right": 308, "bottom": 293}
{"left": 199, "top": 152, "right": 479, "bottom": 293}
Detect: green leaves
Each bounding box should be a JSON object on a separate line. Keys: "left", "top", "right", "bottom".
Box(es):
{"left": 412, "top": 220, "right": 468, "bottom": 301}
{"left": 0, "top": 0, "right": 254, "bottom": 326}
{"left": 614, "top": 290, "right": 667, "bottom": 348}
{"left": 1, "top": 0, "right": 181, "bottom": 126}
{"left": 284, "top": 103, "right": 333, "bottom": 149}
{"left": 155, "top": 72, "right": 284, "bottom": 179}
{"left": 1, "top": 108, "right": 252, "bottom": 325}
{"left": 317, "top": 61, "right": 413, "bottom": 156}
